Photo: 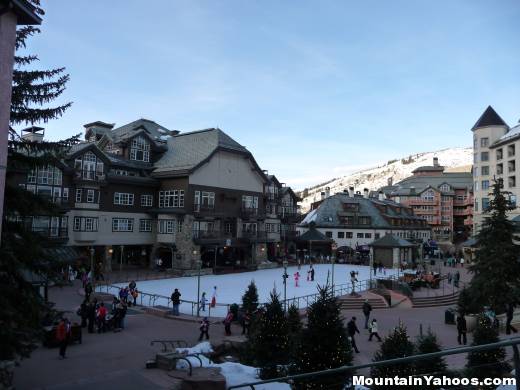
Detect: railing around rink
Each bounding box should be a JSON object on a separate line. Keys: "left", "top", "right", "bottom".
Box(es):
{"left": 98, "top": 284, "right": 231, "bottom": 318}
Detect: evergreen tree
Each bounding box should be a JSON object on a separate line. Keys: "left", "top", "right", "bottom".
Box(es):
{"left": 371, "top": 324, "right": 415, "bottom": 389}
{"left": 245, "top": 291, "right": 290, "bottom": 379}
{"left": 292, "top": 285, "right": 353, "bottom": 390}
{"left": 466, "top": 314, "right": 510, "bottom": 388}
{"left": 1, "top": 0, "right": 74, "bottom": 362}
{"left": 463, "top": 179, "right": 520, "bottom": 313}
{"left": 414, "top": 330, "right": 447, "bottom": 388}
{"left": 241, "top": 280, "right": 259, "bottom": 314}
{"left": 287, "top": 303, "right": 303, "bottom": 334}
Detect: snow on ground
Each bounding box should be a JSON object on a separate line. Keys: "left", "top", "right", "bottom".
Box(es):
{"left": 106, "top": 264, "right": 396, "bottom": 317}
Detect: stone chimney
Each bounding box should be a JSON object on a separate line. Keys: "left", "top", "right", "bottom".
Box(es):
{"left": 325, "top": 186, "right": 330, "bottom": 198}
{"left": 363, "top": 188, "right": 369, "bottom": 198}
{"left": 348, "top": 186, "right": 355, "bottom": 197}
{"left": 21, "top": 126, "right": 45, "bottom": 143}
{"left": 433, "top": 157, "right": 439, "bottom": 167}
{"left": 321, "top": 191, "right": 326, "bottom": 200}
{"left": 378, "top": 191, "right": 385, "bottom": 201}
{"left": 387, "top": 177, "right": 393, "bottom": 186}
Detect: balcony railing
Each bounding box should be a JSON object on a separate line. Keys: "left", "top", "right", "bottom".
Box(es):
{"left": 74, "top": 169, "right": 105, "bottom": 181}
{"left": 193, "top": 204, "right": 215, "bottom": 213}
{"left": 240, "top": 207, "right": 260, "bottom": 217}
{"left": 408, "top": 199, "right": 437, "bottom": 205}
{"left": 241, "top": 230, "right": 267, "bottom": 240}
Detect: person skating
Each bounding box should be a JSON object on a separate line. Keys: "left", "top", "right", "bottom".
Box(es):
{"left": 200, "top": 292, "right": 207, "bottom": 312}
{"left": 368, "top": 319, "right": 382, "bottom": 341}
{"left": 347, "top": 316, "right": 360, "bottom": 353}
{"left": 211, "top": 286, "right": 217, "bottom": 308}
{"left": 294, "top": 271, "right": 300, "bottom": 287}
{"left": 362, "top": 299, "right": 372, "bottom": 329}
{"left": 171, "top": 288, "right": 181, "bottom": 316}
{"left": 199, "top": 317, "right": 210, "bottom": 341}
{"left": 506, "top": 303, "right": 518, "bottom": 335}
{"left": 223, "top": 310, "right": 234, "bottom": 336}
{"left": 56, "top": 317, "right": 71, "bottom": 359}
{"left": 309, "top": 265, "right": 315, "bottom": 281}
{"left": 456, "top": 312, "right": 467, "bottom": 345}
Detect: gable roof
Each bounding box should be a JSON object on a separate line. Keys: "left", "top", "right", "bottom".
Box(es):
{"left": 110, "top": 119, "right": 172, "bottom": 146}
{"left": 471, "top": 106, "right": 508, "bottom": 131}
{"left": 386, "top": 172, "right": 472, "bottom": 196}
{"left": 153, "top": 128, "right": 252, "bottom": 174}
{"left": 369, "top": 235, "right": 415, "bottom": 248}
{"left": 298, "top": 226, "right": 332, "bottom": 242}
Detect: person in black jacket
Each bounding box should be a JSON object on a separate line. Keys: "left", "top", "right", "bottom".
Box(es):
{"left": 171, "top": 288, "right": 181, "bottom": 316}
{"left": 362, "top": 299, "right": 372, "bottom": 329}
{"left": 199, "top": 317, "right": 210, "bottom": 341}
{"left": 506, "top": 303, "right": 518, "bottom": 335}
{"left": 79, "top": 299, "right": 88, "bottom": 328}
{"left": 456, "top": 312, "right": 467, "bottom": 345}
{"left": 87, "top": 299, "right": 97, "bottom": 333}
{"left": 347, "top": 316, "right": 360, "bottom": 353}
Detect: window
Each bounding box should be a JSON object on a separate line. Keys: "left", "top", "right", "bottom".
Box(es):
{"left": 510, "top": 195, "right": 517, "bottom": 207}
{"left": 509, "top": 176, "right": 516, "bottom": 188}
{"left": 422, "top": 190, "right": 434, "bottom": 201}
{"left": 508, "top": 144, "right": 515, "bottom": 157}
{"left": 325, "top": 231, "right": 333, "bottom": 238}
{"left": 130, "top": 136, "right": 150, "bottom": 162}
{"left": 114, "top": 192, "right": 134, "bottom": 205}
{"left": 27, "top": 169, "right": 36, "bottom": 184}
{"left": 441, "top": 196, "right": 451, "bottom": 202}
{"left": 474, "top": 199, "right": 478, "bottom": 212}
{"left": 441, "top": 215, "right": 450, "bottom": 222}
{"left": 75, "top": 189, "right": 82, "bottom": 203}
{"left": 481, "top": 180, "right": 489, "bottom": 190}
{"left": 480, "top": 138, "right": 489, "bottom": 147}
{"left": 340, "top": 216, "right": 354, "bottom": 225}
{"left": 73, "top": 217, "right": 98, "bottom": 232}
{"left": 139, "top": 219, "right": 152, "bottom": 232}
{"left": 159, "top": 190, "right": 185, "bottom": 208}
{"left": 357, "top": 232, "right": 363, "bottom": 238}
{"left": 75, "top": 151, "right": 104, "bottom": 180}
{"left": 337, "top": 231, "right": 345, "bottom": 239}
{"left": 364, "top": 233, "right": 372, "bottom": 238}
{"left": 242, "top": 195, "right": 258, "bottom": 210}
{"left": 497, "top": 164, "right": 503, "bottom": 175}
{"left": 497, "top": 149, "right": 503, "bottom": 160}
{"left": 141, "top": 194, "right": 153, "bottom": 207}
{"left": 481, "top": 166, "right": 489, "bottom": 176}
{"left": 202, "top": 192, "right": 215, "bottom": 208}
{"left": 358, "top": 216, "right": 371, "bottom": 225}
{"left": 345, "top": 232, "right": 353, "bottom": 238}
{"left": 86, "top": 189, "right": 95, "bottom": 203}
{"left": 474, "top": 181, "right": 479, "bottom": 191}
{"left": 158, "top": 219, "right": 175, "bottom": 234}
{"left": 112, "top": 218, "right": 134, "bottom": 232}
{"left": 473, "top": 137, "right": 478, "bottom": 149}
{"left": 375, "top": 233, "right": 380, "bottom": 239}
{"left": 508, "top": 160, "right": 516, "bottom": 173}
{"left": 440, "top": 184, "right": 450, "bottom": 192}
{"left": 224, "top": 222, "right": 233, "bottom": 234}
{"left": 63, "top": 188, "right": 69, "bottom": 200}
{"left": 481, "top": 152, "right": 489, "bottom": 162}
{"left": 482, "top": 198, "right": 490, "bottom": 211}
{"left": 178, "top": 220, "right": 183, "bottom": 233}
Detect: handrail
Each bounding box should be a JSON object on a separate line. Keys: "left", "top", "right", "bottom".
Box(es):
{"left": 228, "top": 337, "right": 520, "bottom": 389}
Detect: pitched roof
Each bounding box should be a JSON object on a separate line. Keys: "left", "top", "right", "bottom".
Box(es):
{"left": 298, "top": 226, "right": 332, "bottom": 242}
{"left": 471, "top": 106, "right": 508, "bottom": 131}
{"left": 153, "top": 128, "right": 249, "bottom": 174}
{"left": 369, "top": 235, "right": 415, "bottom": 248}
{"left": 386, "top": 172, "right": 472, "bottom": 196}
{"left": 110, "top": 119, "right": 171, "bottom": 145}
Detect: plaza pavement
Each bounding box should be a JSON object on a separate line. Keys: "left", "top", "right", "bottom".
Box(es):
{"left": 13, "top": 264, "right": 517, "bottom": 389}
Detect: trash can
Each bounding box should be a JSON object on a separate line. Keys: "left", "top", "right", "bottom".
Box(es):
{"left": 445, "top": 308, "right": 455, "bottom": 324}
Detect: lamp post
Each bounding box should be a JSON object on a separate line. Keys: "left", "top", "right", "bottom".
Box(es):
{"left": 119, "top": 245, "right": 124, "bottom": 272}
{"left": 194, "top": 250, "right": 201, "bottom": 317}
{"left": 331, "top": 241, "right": 337, "bottom": 295}
{"left": 89, "top": 247, "right": 95, "bottom": 281}
{"left": 282, "top": 260, "right": 288, "bottom": 313}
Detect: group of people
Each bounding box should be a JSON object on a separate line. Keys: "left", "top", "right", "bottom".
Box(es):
{"left": 170, "top": 286, "right": 218, "bottom": 316}
{"left": 372, "top": 261, "right": 387, "bottom": 276}
{"left": 447, "top": 271, "right": 461, "bottom": 288}
{"left": 118, "top": 280, "right": 139, "bottom": 306}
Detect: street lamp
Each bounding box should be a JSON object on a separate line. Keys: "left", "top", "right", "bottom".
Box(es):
{"left": 331, "top": 242, "right": 337, "bottom": 295}
{"left": 119, "top": 245, "right": 124, "bottom": 272}
{"left": 282, "top": 260, "right": 289, "bottom": 313}
{"left": 89, "top": 247, "right": 95, "bottom": 281}
{"left": 194, "top": 250, "right": 202, "bottom": 317}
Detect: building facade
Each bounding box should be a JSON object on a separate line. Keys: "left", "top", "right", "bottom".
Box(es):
{"left": 8, "top": 119, "right": 301, "bottom": 273}
{"left": 380, "top": 158, "right": 473, "bottom": 243}
{"left": 471, "top": 106, "right": 519, "bottom": 232}
{"left": 297, "top": 189, "right": 431, "bottom": 254}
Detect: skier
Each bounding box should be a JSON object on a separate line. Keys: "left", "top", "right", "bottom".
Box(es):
{"left": 368, "top": 319, "right": 382, "bottom": 342}
{"left": 211, "top": 286, "right": 217, "bottom": 308}
{"left": 294, "top": 271, "right": 300, "bottom": 287}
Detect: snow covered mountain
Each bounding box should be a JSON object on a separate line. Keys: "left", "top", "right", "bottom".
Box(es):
{"left": 297, "top": 147, "right": 473, "bottom": 212}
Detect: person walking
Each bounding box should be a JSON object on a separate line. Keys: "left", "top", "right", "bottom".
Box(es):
{"left": 373, "top": 261, "right": 377, "bottom": 276}
{"left": 310, "top": 265, "right": 315, "bottom": 282}
{"left": 56, "top": 317, "right": 71, "bottom": 359}
{"left": 242, "top": 311, "right": 251, "bottom": 336}
{"left": 362, "top": 299, "right": 372, "bottom": 329}
{"left": 456, "top": 312, "right": 467, "bottom": 345}
{"left": 84, "top": 281, "right": 93, "bottom": 301}
{"left": 171, "top": 288, "right": 181, "bottom": 316}
{"left": 506, "top": 303, "right": 518, "bottom": 335}
{"left": 96, "top": 302, "right": 107, "bottom": 333}
{"left": 87, "top": 299, "right": 96, "bottom": 334}
{"left": 211, "top": 286, "right": 217, "bottom": 308}
{"left": 223, "top": 310, "right": 234, "bottom": 336}
{"left": 294, "top": 271, "right": 300, "bottom": 287}
{"left": 368, "top": 319, "right": 382, "bottom": 341}
{"left": 347, "top": 316, "right": 360, "bottom": 353}
{"left": 200, "top": 292, "right": 207, "bottom": 312}
{"left": 79, "top": 299, "right": 88, "bottom": 328}
{"left": 199, "top": 317, "right": 210, "bottom": 341}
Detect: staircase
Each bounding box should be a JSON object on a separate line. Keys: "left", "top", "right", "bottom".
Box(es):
{"left": 338, "top": 296, "right": 388, "bottom": 311}
{"left": 411, "top": 292, "right": 460, "bottom": 308}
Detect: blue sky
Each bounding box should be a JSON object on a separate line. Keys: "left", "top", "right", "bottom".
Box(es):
{"left": 22, "top": 0, "right": 520, "bottom": 189}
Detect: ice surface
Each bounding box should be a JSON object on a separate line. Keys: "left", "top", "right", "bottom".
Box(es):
{"left": 108, "top": 264, "right": 396, "bottom": 317}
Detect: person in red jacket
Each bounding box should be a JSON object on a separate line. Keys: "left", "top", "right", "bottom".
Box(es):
{"left": 96, "top": 302, "right": 107, "bottom": 333}
{"left": 223, "top": 310, "right": 233, "bottom": 336}
{"left": 56, "top": 317, "right": 71, "bottom": 359}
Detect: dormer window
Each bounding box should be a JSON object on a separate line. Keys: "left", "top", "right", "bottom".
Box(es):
{"left": 439, "top": 184, "right": 450, "bottom": 192}
{"left": 422, "top": 190, "right": 435, "bottom": 201}
{"left": 74, "top": 151, "right": 104, "bottom": 180}
{"left": 130, "top": 136, "right": 150, "bottom": 162}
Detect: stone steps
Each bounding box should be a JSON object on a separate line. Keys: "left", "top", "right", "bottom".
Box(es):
{"left": 411, "top": 293, "right": 460, "bottom": 308}
{"left": 338, "top": 297, "right": 388, "bottom": 310}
